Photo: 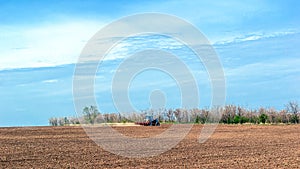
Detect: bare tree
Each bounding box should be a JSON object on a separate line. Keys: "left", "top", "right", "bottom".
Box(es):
{"left": 58, "top": 118, "right": 65, "bottom": 126}
{"left": 50, "top": 101, "right": 300, "bottom": 126}
{"left": 49, "top": 117, "right": 58, "bottom": 126}
{"left": 69, "top": 117, "right": 80, "bottom": 125}
{"left": 83, "top": 106, "right": 100, "bottom": 124}
{"left": 174, "top": 109, "right": 183, "bottom": 122}
{"left": 286, "top": 101, "right": 299, "bottom": 124}
{"left": 221, "top": 105, "right": 236, "bottom": 124}
{"left": 166, "top": 109, "right": 173, "bottom": 122}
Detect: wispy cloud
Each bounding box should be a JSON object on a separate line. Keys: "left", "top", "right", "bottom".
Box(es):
{"left": 42, "top": 79, "right": 58, "bottom": 83}
{"left": 1, "top": 17, "right": 298, "bottom": 71}
{"left": 213, "top": 30, "right": 298, "bottom": 45}
{"left": 100, "top": 35, "right": 184, "bottom": 61}
{"left": 0, "top": 20, "right": 104, "bottom": 70}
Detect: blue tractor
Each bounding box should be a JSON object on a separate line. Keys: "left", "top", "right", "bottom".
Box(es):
{"left": 135, "top": 115, "right": 160, "bottom": 126}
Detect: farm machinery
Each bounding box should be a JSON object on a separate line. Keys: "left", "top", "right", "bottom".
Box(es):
{"left": 135, "top": 115, "right": 160, "bottom": 126}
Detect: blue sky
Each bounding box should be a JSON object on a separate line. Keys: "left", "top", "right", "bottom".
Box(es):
{"left": 0, "top": 0, "right": 299, "bottom": 126}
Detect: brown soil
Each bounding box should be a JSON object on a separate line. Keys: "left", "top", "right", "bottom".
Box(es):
{"left": 0, "top": 124, "right": 299, "bottom": 168}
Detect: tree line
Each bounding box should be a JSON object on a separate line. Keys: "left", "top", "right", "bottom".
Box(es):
{"left": 49, "top": 101, "right": 299, "bottom": 126}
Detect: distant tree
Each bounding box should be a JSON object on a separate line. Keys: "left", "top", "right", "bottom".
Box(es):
{"left": 69, "top": 117, "right": 80, "bottom": 125}
{"left": 199, "top": 109, "right": 209, "bottom": 124}
{"left": 58, "top": 118, "right": 65, "bottom": 126}
{"left": 259, "top": 113, "right": 268, "bottom": 124}
{"left": 195, "top": 115, "right": 200, "bottom": 124}
{"left": 221, "top": 105, "right": 236, "bottom": 124}
{"left": 83, "top": 106, "right": 100, "bottom": 124}
{"left": 237, "top": 106, "right": 243, "bottom": 117}
{"left": 233, "top": 115, "right": 240, "bottom": 124}
{"left": 167, "top": 109, "right": 173, "bottom": 122}
{"left": 110, "top": 113, "right": 119, "bottom": 123}
{"left": 267, "top": 108, "right": 277, "bottom": 123}
{"left": 244, "top": 109, "right": 258, "bottom": 124}
{"left": 118, "top": 113, "right": 122, "bottom": 122}
{"left": 49, "top": 117, "right": 58, "bottom": 126}
{"left": 174, "top": 109, "right": 183, "bottom": 122}
{"left": 50, "top": 101, "right": 300, "bottom": 126}
{"left": 190, "top": 108, "right": 200, "bottom": 123}
{"left": 240, "top": 116, "right": 249, "bottom": 124}
{"left": 182, "top": 109, "right": 190, "bottom": 123}
{"left": 103, "top": 114, "right": 110, "bottom": 123}
{"left": 286, "top": 101, "right": 299, "bottom": 124}
{"left": 63, "top": 117, "right": 69, "bottom": 125}
{"left": 279, "top": 110, "right": 288, "bottom": 123}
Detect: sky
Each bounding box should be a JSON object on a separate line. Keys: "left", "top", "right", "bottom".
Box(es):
{"left": 0, "top": 0, "right": 299, "bottom": 126}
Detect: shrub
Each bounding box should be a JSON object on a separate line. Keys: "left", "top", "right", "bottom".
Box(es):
{"left": 259, "top": 113, "right": 268, "bottom": 124}
{"left": 195, "top": 115, "right": 200, "bottom": 124}
{"left": 233, "top": 115, "right": 240, "bottom": 124}
{"left": 240, "top": 116, "right": 249, "bottom": 124}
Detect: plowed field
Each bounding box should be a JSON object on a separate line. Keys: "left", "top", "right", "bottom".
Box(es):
{"left": 1, "top": 124, "right": 299, "bottom": 168}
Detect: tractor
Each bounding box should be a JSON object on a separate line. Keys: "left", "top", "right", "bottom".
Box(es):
{"left": 135, "top": 115, "right": 160, "bottom": 126}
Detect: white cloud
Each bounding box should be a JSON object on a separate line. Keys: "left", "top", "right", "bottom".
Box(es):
{"left": 103, "top": 35, "right": 185, "bottom": 61}
{"left": 1, "top": 17, "right": 298, "bottom": 71}
{"left": 42, "top": 79, "right": 58, "bottom": 83}
{"left": 0, "top": 22, "right": 186, "bottom": 70}
{"left": 0, "top": 20, "right": 104, "bottom": 70}
{"left": 213, "top": 30, "right": 298, "bottom": 45}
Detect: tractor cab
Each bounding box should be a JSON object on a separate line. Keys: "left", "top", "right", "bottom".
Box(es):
{"left": 135, "top": 115, "right": 160, "bottom": 126}
{"left": 145, "top": 115, "right": 154, "bottom": 123}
